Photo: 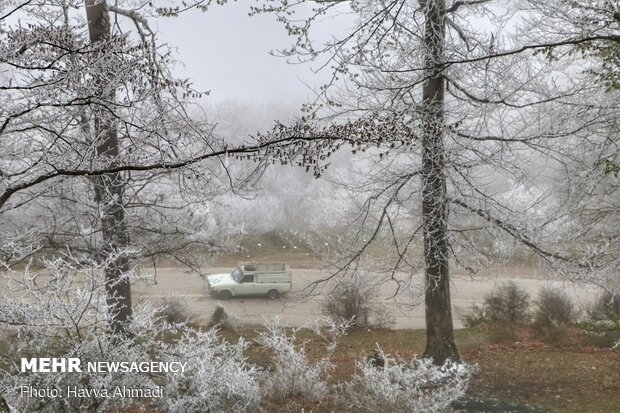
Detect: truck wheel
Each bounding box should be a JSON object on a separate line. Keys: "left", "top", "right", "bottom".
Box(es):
{"left": 267, "top": 289, "right": 279, "bottom": 300}
{"left": 218, "top": 290, "right": 232, "bottom": 300}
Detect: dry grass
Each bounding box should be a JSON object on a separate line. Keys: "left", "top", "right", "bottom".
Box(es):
{"left": 211, "top": 231, "right": 321, "bottom": 268}
{"left": 221, "top": 324, "right": 620, "bottom": 413}
{"left": 4, "top": 323, "right": 616, "bottom": 413}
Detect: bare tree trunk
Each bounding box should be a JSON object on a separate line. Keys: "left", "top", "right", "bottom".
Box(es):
{"left": 421, "top": 0, "right": 460, "bottom": 364}
{"left": 85, "top": 0, "right": 132, "bottom": 339}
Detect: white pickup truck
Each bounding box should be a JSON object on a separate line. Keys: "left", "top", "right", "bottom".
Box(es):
{"left": 205, "top": 263, "right": 292, "bottom": 300}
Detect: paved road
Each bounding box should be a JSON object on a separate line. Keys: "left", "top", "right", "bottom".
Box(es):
{"left": 132, "top": 266, "right": 600, "bottom": 329}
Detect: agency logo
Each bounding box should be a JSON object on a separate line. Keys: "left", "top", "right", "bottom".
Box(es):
{"left": 21, "top": 358, "right": 81, "bottom": 373}
{"left": 20, "top": 358, "right": 187, "bottom": 373}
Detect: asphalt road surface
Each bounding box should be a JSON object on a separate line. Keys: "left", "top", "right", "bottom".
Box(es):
{"left": 132, "top": 266, "right": 600, "bottom": 329}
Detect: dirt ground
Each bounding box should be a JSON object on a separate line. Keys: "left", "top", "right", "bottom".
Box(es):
{"left": 132, "top": 265, "right": 600, "bottom": 328}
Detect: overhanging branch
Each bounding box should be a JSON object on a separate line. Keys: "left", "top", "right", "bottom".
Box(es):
{"left": 0, "top": 133, "right": 345, "bottom": 212}
{"left": 449, "top": 197, "right": 570, "bottom": 263}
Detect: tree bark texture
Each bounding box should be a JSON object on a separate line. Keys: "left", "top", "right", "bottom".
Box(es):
{"left": 420, "top": 0, "right": 460, "bottom": 364}
{"left": 85, "top": 0, "right": 133, "bottom": 339}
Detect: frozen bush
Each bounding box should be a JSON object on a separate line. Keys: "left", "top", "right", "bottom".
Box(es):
{"left": 462, "top": 303, "right": 487, "bottom": 328}
{"left": 257, "top": 318, "right": 347, "bottom": 404}
{"left": 577, "top": 292, "right": 620, "bottom": 348}
{"left": 534, "top": 286, "right": 575, "bottom": 327}
{"left": 343, "top": 348, "right": 472, "bottom": 413}
{"left": 0, "top": 256, "right": 259, "bottom": 413}
{"left": 156, "top": 296, "right": 196, "bottom": 324}
{"left": 587, "top": 291, "right": 620, "bottom": 321}
{"left": 484, "top": 281, "right": 531, "bottom": 323}
{"left": 464, "top": 281, "right": 530, "bottom": 326}
{"left": 322, "top": 269, "right": 394, "bottom": 329}
{"left": 161, "top": 330, "right": 259, "bottom": 413}
{"left": 577, "top": 318, "right": 620, "bottom": 348}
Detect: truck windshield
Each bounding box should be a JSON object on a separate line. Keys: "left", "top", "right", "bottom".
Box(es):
{"left": 231, "top": 267, "right": 243, "bottom": 283}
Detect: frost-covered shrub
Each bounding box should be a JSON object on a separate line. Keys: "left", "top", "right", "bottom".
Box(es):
{"left": 534, "top": 286, "right": 575, "bottom": 327}
{"left": 156, "top": 296, "right": 196, "bottom": 324}
{"left": 577, "top": 292, "right": 620, "bottom": 348}
{"left": 462, "top": 303, "right": 487, "bottom": 328}
{"left": 343, "top": 348, "right": 472, "bottom": 413}
{"left": 483, "top": 281, "right": 531, "bottom": 323}
{"left": 577, "top": 318, "right": 620, "bottom": 348}
{"left": 322, "top": 269, "right": 394, "bottom": 329}
{"left": 0, "top": 256, "right": 259, "bottom": 413}
{"left": 257, "top": 318, "right": 347, "bottom": 404}
{"left": 464, "top": 281, "right": 530, "bottom": 326}
{"left": 532, "top": 286, "right": 574, "bottom": 346}
{"left": 587, "top": 291, "right": 620, "bottom": 321}
{"left": 160, "top": 329, "right": 259, "bottom": 412}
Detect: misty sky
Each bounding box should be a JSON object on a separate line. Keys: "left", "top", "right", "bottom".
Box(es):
{"left": 155, "top": 2, "right": 335, "bottom": 103}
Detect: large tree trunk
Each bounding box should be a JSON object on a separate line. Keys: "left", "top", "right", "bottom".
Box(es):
{"left": 421, "top": 0, "right": 460, "bottom": 364}
{"left": 85, "top": 0, "right": 133, "bottom": 339}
